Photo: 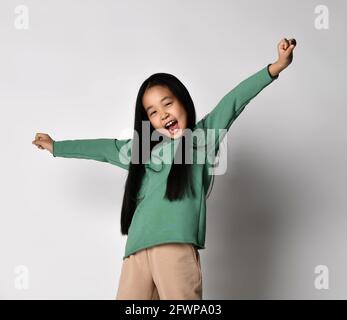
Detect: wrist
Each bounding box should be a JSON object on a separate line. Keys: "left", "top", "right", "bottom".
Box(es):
{"left": 275, "top": 60, "right": 287, "bottom": 71}
{"left": 268, "top": 61, "right": 285, "bottom": 78}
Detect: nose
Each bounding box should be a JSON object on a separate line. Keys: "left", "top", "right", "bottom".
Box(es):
{"left": 161, "top": 112, "right": 169, "bottom": 121}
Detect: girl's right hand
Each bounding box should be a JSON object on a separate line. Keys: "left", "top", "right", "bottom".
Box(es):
{"left": 32, "top": 133, "right": 54, "bottom": 154}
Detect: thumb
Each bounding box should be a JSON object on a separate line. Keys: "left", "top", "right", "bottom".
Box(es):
{"left": 289, "top": 43, "right": 296, "bottom": 50}
{"left": 285, "top": 44, "right": 295, "bottom": 56}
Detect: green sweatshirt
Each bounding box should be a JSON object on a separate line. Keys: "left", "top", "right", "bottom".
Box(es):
{"left": 53, "top": 64, "right": 278, "bottom": 260}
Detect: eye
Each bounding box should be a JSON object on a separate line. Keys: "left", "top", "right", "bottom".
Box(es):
{"left": 150, "top": 111, "right": 157, "bottom": 116}
{"left": 165, "top": 102, "right": 172, "bottom": 106}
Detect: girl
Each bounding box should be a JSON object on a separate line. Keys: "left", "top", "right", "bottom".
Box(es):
{"left": 32, "top": 38, "right": 296, "bottom": 300}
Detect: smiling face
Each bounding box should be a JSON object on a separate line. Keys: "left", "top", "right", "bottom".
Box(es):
{"left": 142, "top": 85, "right": 188, "bottom": 139}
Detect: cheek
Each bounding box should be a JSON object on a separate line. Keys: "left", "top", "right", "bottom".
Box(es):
{"left": 151, "top": 118, "right": 160, "bottom": 129}
{"left": 177, "top": 108, "right": 187, "bottom": 123}
{"left": 180, "top": 112, "right": 188, "bottom": 127}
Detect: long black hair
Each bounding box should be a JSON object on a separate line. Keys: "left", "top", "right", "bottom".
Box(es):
{"left": 120, "top": 73, "right": 197, "bottom": 235}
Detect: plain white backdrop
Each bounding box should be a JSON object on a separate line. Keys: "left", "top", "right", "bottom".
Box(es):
{"left": 1, "top": 0, "right": 346, "bottom": 299}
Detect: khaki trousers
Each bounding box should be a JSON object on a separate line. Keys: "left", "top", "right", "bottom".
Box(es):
{"left": 116, "top": 243, "right": 202, "bottom": 300}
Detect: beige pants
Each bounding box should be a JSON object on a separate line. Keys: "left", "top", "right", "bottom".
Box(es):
{"left": 116, "top": 243, "right": 202, "bottom": 300}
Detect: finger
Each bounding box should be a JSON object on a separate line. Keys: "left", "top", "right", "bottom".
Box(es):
{"left": 35, "top": 133, "right": 46, "bottom": 140}
{"left": 33, "top": 139, "right": 44, "bottom": 147}
{"left": 280, "top": 43, "right": 287, "bottom": 52}
{"left": 287, "top": 41, "right": 296, "bottom": 52}
{"left": 282, "top": 38, "right": 290, "bottom": 50}
{"left": 289, "top": 38, "right": 296, "bottom": 46}
{"left": 279, "top": 38, "right": 288, "bottom": 51}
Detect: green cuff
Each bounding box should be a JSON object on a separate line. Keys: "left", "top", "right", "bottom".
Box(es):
{"left": 52, "top": 141, "right": 57, "bottom": 157}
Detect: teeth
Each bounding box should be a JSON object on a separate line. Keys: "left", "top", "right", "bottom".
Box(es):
{"left": 165, "top": 120, "right": 176, "bottom": 128}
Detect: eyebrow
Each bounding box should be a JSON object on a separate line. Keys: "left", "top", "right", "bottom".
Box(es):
{"left": 145, "top": 96, "right": 172, "bottom": 112}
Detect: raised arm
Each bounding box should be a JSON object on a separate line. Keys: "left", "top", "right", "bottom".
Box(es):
{"left": 206, "top": 64, "right": 278, "bottom": 130}
{"left": 32, "top": 133, "right": 132, "bottom": 170}
{"left": 52, "top": 138, "right": 132, "bottom": 170}
{"left": 196, "top": 37, "right": 296, "bottom": 156}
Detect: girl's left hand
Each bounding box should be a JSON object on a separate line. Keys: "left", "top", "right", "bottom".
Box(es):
{"left": 277, "top": 38, "right": 296, "bottom": 69}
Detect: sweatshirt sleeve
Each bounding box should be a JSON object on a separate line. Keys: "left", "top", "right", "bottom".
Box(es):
{"left": 52, "top": 138, "right": 132, "bottom": 170}
{"left": 197, "top": 64, "right": 278, "bottom": 156}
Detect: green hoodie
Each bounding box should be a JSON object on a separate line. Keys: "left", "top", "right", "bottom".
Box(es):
{"left": 53, "top": 64, "right": 278, "bottom": 260}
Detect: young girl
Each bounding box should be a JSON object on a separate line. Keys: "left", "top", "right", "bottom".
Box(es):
{"left": 32, "top": 38, "right": 296, "bottom": 300}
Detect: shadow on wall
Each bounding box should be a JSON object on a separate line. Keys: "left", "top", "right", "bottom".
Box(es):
{"left": 205, "top": 151, "right": 302, "bottom": 299}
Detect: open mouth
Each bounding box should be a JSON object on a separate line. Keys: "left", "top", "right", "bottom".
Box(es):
{"left": 164, "top": 120, "right": 179, "bottom": 134}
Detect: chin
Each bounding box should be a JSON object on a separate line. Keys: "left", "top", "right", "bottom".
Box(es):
{"left": 168, "top": 128, "right": 185, "bottom": 140}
